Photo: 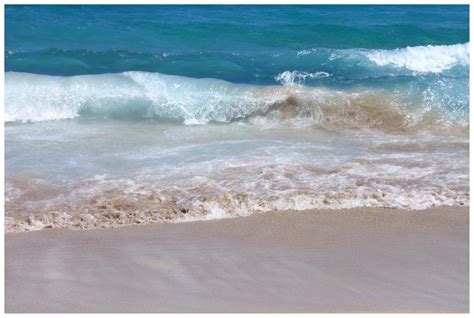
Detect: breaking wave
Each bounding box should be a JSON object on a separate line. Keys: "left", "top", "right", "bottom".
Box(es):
{"left": 297, "top": 42, "right": 469, "bottom": 74}
{"left": 5, "top": 71, "right": 468, "bottom": 134}
{"left": 365, "top": 43, "right": 469, "bottom": 73}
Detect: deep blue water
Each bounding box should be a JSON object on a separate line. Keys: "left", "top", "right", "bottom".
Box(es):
{"left": 6, "top": 5, "right": 469, "bottom": 80}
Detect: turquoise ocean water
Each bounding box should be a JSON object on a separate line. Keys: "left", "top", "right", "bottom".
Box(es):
{"left": 5, "top": 5, "right": 470, "bottom": 232}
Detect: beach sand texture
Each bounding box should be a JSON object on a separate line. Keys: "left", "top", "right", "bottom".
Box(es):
{"left": 5, "top": 207, "right": 469, "bottom": 313}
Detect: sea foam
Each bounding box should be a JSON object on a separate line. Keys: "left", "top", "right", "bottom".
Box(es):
{"left": 365, "top": 43, "right": 469, "bottom": 73}
{"left": 274, "top": 70, "right": 331, "bottom": 86}
{"left": 295, "top": 43, "right": 469, "bottom": 74}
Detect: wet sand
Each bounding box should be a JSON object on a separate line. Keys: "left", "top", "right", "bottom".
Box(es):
{"left": 5, "top": 207, "right": 469, "bottom": 313}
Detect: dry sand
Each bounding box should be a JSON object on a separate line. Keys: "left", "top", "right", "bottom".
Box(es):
{"left": 5, "top": 207, "right": 469, "bottom": 313}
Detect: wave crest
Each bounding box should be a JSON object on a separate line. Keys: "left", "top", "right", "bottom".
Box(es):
{"left": 296, "top": 43, "right": 469, "bottom": 75}
{"left": 5, "top": 71, "right": 467, "bottom": 134}
{"left": 365, "top": 43, "right": 469, "bottom": 73}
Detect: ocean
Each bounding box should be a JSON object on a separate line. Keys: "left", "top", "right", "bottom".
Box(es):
{"left": 5, "top": 5, "right": 469, "bottom": 233}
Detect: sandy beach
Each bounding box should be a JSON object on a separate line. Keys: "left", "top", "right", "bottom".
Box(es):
{"left": 5, "top": 206, "right": 469, "bottom": 313}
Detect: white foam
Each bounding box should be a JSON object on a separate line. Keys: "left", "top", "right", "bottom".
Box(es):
{"left": 274, "top": 70, "right": 330, "bottom": 86}
{"left": 6, "top": 155, "right": 469, "bottom": 233}
{"left": 366, "top": 43, "right": 469, "bottom": 73}
{"left": 295, "top": 43, "right": 469, "bottom": 74}
{"left": 5, "top": 115, "right": 469, "bottom": 234}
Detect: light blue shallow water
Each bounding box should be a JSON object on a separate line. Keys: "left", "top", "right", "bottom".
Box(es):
{"left": 4, "top": 5, "right": 470, "bottom": 232}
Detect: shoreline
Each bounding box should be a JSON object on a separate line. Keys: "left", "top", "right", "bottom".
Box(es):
{"left": 6, "top": 203, "right": 470, "bottom": 235}
{"left": 5, "top": 206, "right": 469, "bottom": 313}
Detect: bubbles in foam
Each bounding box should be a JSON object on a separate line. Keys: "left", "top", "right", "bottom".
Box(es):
{"left": 365, "top": 43, "right": 469, "bottom": 73}
{"left": 5, "top": 131, "right": 469, "bottom": 234}
{"left": 274, "top": 70, "right": 331, "bottom": 86}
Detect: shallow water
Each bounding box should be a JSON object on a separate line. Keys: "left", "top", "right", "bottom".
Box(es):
{"left": 6, "top": 117, "right": 469, "bottom": 232}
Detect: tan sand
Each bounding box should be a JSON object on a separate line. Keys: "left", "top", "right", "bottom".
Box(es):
{"left": 5, "top": 207, "right": 469, "bottom": 313}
